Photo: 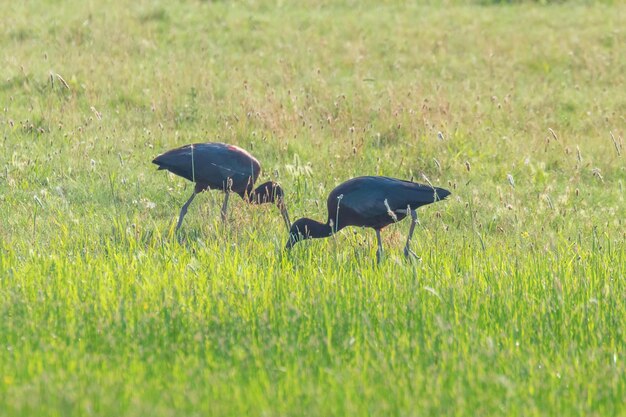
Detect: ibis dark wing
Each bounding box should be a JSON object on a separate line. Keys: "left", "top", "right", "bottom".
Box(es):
{"left": 152, "top": 143, "right": 261, "bottom": 192}
{"left": 327, "top": 176, "right": 450, "bottom": 229}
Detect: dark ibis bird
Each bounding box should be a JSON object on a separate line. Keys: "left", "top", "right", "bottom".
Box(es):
{"left": 285, "top": 176, "right": 450, "bottom": 263}
{"left": 153, "top": 142, "right": 290, "bottom": 231}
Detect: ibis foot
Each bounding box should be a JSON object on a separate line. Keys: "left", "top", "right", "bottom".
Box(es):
{"left": 403, "top": 247, "right": 421, "bottom": 262}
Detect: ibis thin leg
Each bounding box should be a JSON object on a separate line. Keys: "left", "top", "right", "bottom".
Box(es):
{"left": 176, "top": 191, "right": 197, "bottom": 231}
{"left": 403, "top": 209, "right": 420, "bottom": 260}
{"left": 220, "top": 191, "right": 230, "bottom": 222}
{"left": 375, "top": 229, "right": 384, "bottom": 264}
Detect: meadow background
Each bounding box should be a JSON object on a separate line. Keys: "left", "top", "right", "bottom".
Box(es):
{"left": 1, "top": 0, "right": 624, "bottom": 416}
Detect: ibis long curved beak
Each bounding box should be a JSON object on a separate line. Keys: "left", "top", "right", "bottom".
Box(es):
{"left": 279, "top": 201, "right": 291, "bottom": 231}
{"left": 285, "top": 232, "right": 301, "bottom": 250}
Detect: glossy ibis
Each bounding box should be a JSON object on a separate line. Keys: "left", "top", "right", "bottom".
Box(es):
{"left": 153, "top": 142, "right": 290, "bottom": 231}
{"left": 285, "top": 176, "right": 450, "bottom": 263}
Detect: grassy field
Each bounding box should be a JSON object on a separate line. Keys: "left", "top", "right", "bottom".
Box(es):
{"left": 1, "top": 0, "right": 625, "bottom": 416}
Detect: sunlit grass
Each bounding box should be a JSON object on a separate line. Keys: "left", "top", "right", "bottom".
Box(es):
{"left": 1, "top": 1, "right": 625, "bottom": 416}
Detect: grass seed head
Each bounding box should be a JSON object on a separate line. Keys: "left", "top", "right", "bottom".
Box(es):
{"left": 548, "top": 128, "right": 559, "bottom": 142}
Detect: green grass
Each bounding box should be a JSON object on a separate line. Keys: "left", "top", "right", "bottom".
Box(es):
{"left": 1, "top": 1, "right": 625, "bottom": 416}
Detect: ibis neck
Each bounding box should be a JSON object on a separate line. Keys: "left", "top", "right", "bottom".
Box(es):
{"left": 302, "top": 219, "right": 335, "bottom": 239}
{"left": 246, "top": 186, "right": 273, "bottom": 205}
{"left": 237, "top": 187, "right": 257, "bottom": 203}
